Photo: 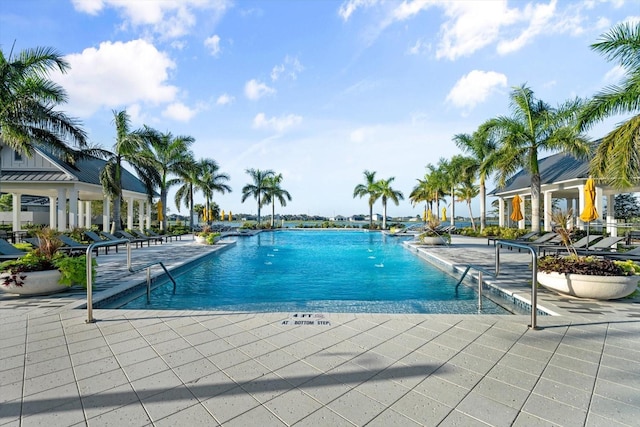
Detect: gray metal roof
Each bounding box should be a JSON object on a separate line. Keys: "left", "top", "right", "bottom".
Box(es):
{"left": 489, "top": 152, "right": 590, "bottom": 196}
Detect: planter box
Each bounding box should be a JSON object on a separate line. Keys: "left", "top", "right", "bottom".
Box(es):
{"left": 0, "top": 270, "right": 66, "bottom": 296}
{"left": 537, "top": 271, "right": 639, "bottom": 300}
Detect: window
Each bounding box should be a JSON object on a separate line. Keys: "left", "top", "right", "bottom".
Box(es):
{"left": 13, "top": 151, "right": 22, "bottom": 162}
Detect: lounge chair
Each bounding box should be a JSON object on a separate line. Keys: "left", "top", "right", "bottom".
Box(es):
{"left": 0, "top": 238, "right": 27, "bottom": 260}
{"left": 498, "top": 232, "right": 558, "bottom": 251}
{"left": 574, "top": 236, "right": 627, "bottom": 255}
{"left": 130, "top": 229, "right": 163, "bottom": 244}
{"left": 84, "top": 231, "right": 123, "bottom": 255}
{"left": 145, "top": 229, "right": 176, "bottom": 242}
{"left": 602, "top": 246, "right": 640, "bottom": 261}
{"left": 24, "top": 236, "right": 95, "bottom": 256}
{"left": 105, "top": 231, "right": 148, "bottom": 248}
{"left": 539, "top": 235, "right": 603, "bottom": 256}
{"left": 488, "top": 231, "right": 537, "bottom": 246}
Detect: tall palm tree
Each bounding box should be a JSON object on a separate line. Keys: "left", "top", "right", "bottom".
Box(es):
{"left": 241, "top": 168, "right": 275, "bottom": 225}
{"left": 0, "top": 45, "right": 87, "bottom": 191}
{"left": 443, "top": 155, "right": 477, "bottom": 228}
{"left": 262, "top": 173, "right": 292, "bottom": 227}
{"left": 375, "top": 177, "right": 404, "bottom": 230}
{"left": 173, "top": 154, "right": 200, "bottom": 231}
{"left": 144, "top": 128, "right": 195, "bottom": 231}
{"left": 424, "top": 163, "right": 447, "bottom": 219}
{"left": 353, "top": 170, "right": 380, "bottom": 229}
{"left": 409, "top": 176, "right": 430, "bottom": 224}
{"left": 579, "top": 22, "right": 640, "bottom": 189}
{"left": 453, "top": 126, "right": 498, "bottom": 231}
{"left": 100, "top": 110, "right": 160, "bottom": 232}
{"left": 455, "top": 179, "right": 480, "bottom": 231}
{"left": 200, "top": 158, "right": 231, "bottom": 225}
{"left": 485, "top": 84, "right": 591, "bottom": 232}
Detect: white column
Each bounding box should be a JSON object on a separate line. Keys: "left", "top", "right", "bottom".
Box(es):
{"left": 498, "top": 198, "right": 505, "bottom": 227}
{"left": 85, "top": 201, "right": 92, "bottom": 229}
{"left": 57, "top": 188, "right": 67, "bottom": 231}
{"left": 137, "top": 200, "right": 144, "bottom": 231}
{"left": 518, "top": 196, "right": 525, "bottom": 230}
{"left": 78, "top": 201, "right": 85, "bottom": 228}
{"left": 595, "top": 186, "right": 604, "bottom": 230}
{"left": 11, "top": 193, "right": 21, "bottom": 231}
{"left": 68, "top": 188, "right": 78, "bottom": 230}
{"left": 49, "top": 196, "right": 56, "bottom": 229}
{"left": 606, "top": 193, "right": 616, "bottom": 237}
{"left": 145, "top": 202, "right": 151, "bottom": 230}
{"left": 578, "top": 184, "right": 586, "bottom": 229}
{"left": 543, "top": 191, "right": 552, "bottom": 232}
{"left": 127, "top": 197, "right": 134, "bottom": 230}
{"left": 102, "top": 197, "right": 110, "bottom": 232}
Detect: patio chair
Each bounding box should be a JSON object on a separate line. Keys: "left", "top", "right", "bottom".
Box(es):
{"left": 145, "top": 229, "right": 175, "bottom": 242}
{"left": 574, "top": 236, "right": 627, "bottom": 256}
{"left": 105, "top": 231, "right": 148, "bottom": 248}
{"left": 129, "top": 229, "right": 163, "bottom": 244}
{"left": 601, "top": 246, "right": 640, "bottom": 261}
{"left": 499, "top": 232, "right": 558, "bottom": 251}
{"left": 84, "top": 231, "right": 121, "bottom": 255}
{"left": 487, "top": 231, "right": 537, "bottom": 246}
{"left": 539, "top": 234, "right": 603, "bottom": 256}
{"left": 0, "top": 238, "right": 27, "bottom": 260}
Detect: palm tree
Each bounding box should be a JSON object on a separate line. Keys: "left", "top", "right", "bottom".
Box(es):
{"left": 579, "top": 22, "right": 640, "bottom": 189}
{"left": 455, "top": 179, "right": 480, "bottom": 231}
{"left": 424, "top": 163, "right": 447, "bottom": 219}
{"left": 262, "top": 173, "right": 292, "bottom": 227}
{"left": 353, "top": 170, "right": 380, "bottom": 229}
{"left": 144, "top": 128, "right": 195, "bottom": 231}
{"left": 0, "top": 45, "right": 88, "bottom": 191}
{"left": 241, "top": 168, "right": 275, "bottom": 225}
{"left": 173, "top": 154, "right": 200, "bottom": 231}
{"left": 375, "top": 177, "right": 404, "bottom": 230}
{"left": 453, "top": 126, "right": 498, "bottom": 232}
{"left": 409, "top": 176, "right": 430, "bottom": 224}
{"left": 485, "top": 84, "right": 591, "bottom": 232}
{"left": 200, "top": 158, "right": 231, "bottom": 225}
{"left": 100, "top": 110, "right": 160, "bottom": 232}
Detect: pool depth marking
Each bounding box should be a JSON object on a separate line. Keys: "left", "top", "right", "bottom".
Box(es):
{"left": 281, "top": 313, "right": 331, "bottom": 326}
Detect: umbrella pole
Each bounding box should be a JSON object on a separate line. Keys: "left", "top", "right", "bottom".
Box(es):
{"left": 585, "top": 221, "right": 590, "bottom": 255}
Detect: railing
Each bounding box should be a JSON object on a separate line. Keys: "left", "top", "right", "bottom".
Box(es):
{"left": 86, "top": 239, "right": 129, "bottom": 324}
{"left": 126, "top": 244, "right": 177, "bottom": 304}
{"left": 495, "top": 240, "right": 540, "bottom": 330}
{"left": 454, "top": 240, "right": 540, "bottom": 330}
{"left": 85, "top": 239, "right": 178, "bottom": 324}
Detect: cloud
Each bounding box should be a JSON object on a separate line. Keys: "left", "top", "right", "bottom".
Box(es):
{"left": 52, "top": 39, "right": 178, "bottom": 117}
{"left": 162, "top": 102, "right": 198, "bottom": 122}
{"left": 497, "top": 0, "right": 559, "bottom": 55}
{"left": 204, "top": 34, "right": 221, "bottom": 56}
{"left": 244, "top": 79, "right": 276, "bottom": 100}
{"left": 271, "top": 56, "right": 304, "bottom": 81}
{"left": 338, "top": 0, "right": 379, "bottom": 21}
{"left": 604, "top": 65, "right": 626, "bottom": 84}
{"left": 446, "top": 70, "right": 507, "bottom": 110}
{"left": 72, "top": 0, "right": 231, "bottom": 39}
{"left": 253, "top": 113, "right": 302, "bottom": 132}
{"left": 216, "top": 93, "right": 234, "bottom": 105}
{"left": 406, "top": 38, "right": 430, "bottom": 55}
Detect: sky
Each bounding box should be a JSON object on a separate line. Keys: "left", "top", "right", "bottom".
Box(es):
{"left": 1, "top": 0, "right": 637, "bottom": 219}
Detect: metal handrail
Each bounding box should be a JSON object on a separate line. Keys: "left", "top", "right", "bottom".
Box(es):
{"left": 495, "top": 240, "right": 540, "bottom": 330}
{"left": 454, "top": 264, "right": 493, "bottom": 310}
{"left": 126, "top": 244, "right": 177, "bottom": 303}
{"left": 86, "top": 239, "right": 130, "bottom": 323}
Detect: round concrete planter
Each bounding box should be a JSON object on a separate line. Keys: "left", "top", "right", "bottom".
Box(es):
{"left": 194, "top": 235, "right": 207, "bottom": 244}
{"left": 0, "top": 270, "right": 66, "bottom": 296}
{"left": 419, "top": 236, "right": 447, "bottom": 245}
{"left": 537, "top": 271, "right": 639, "bottom": 300}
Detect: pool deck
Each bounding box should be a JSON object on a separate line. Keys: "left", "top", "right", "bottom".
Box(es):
{"left": 1, "top": 234, "right": 639, "bottom": 426}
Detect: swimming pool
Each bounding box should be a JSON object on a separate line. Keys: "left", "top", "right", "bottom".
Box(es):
{"left": 119, "top": 230, "right": 516, "bottom": 314}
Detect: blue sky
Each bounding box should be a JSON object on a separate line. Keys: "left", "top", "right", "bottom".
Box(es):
{"left": 1, "top": 0, "right": 637, "bottom": 219}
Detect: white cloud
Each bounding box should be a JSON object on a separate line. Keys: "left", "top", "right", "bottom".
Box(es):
{"left": 338, "top": 0, "right": 379, "bottom": 21}
{"left": 253, "top": 113, "right": 302, "bottom": 132}
{"left": 244, "top": 79, "right": 276, "bottom": 100}
{"left": 162, "top": 102, "right": 198, "bottom": 122}
{"left": 216, "top": 93, "right": 234, "bottom": 105}
{"left": 391, "top": 0, "right": 433, "bottom": 21}
{"left": 446, "top": 70, "right": 507, "bottom": 110}
{"left": 72, "top": 0, "right": 231, "bottom": 40}
{"left": 204, "top": 34, "right": 221, "bottom": 56}
{"left": 604, "top": 65, "right": 626, "bottom": 84}
{"left": 497, "top": 0, "right": 558, "bottom": 55}
{"left": 406, "top": 38, "right": 430, "bottom": 55}
{"left": 53, "top": 39, "right": 178, "bottom": 117}
{"left": 271, "top": 55, "right": 304, "bottom": 81}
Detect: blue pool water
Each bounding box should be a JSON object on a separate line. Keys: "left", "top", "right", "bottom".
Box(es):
{"left": 119, "top": 230, "right": 513, "bottom": 314}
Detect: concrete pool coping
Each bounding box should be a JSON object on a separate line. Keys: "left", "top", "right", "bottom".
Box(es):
{"left": 1, "top": 233, "right": 640, "bottom": 425}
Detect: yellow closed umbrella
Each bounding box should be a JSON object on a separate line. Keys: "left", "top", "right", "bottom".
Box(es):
{"left": 511, "top": 195, "right": 524, "bottom": 222}
{"left": 427, "top": 209, "right": 433, "bottom": 221}
{"left": 423, "top": 206, "right": 427, "bottom": 222}
{"left": 580, "top": 178, "right": 598, "bottom": 222}
{"left": 203, "top": 208, "right": 208, "bottom": 222}
{"left": 442, "top": 207, "right": 446, "bottom": 222}
{"left": 220, "top": 210, "right": 225, "bottom": 221}
{"left": 228, "top": 211, "right": 232, "bottom": 221}
{"left": 157, "top": 200, "right": 163, "bottom": 222}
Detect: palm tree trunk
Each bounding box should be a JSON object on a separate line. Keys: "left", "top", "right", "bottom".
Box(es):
{"left": 271, "top": 200, "right": 275, "bottom": 228}
{"left": 467, "top": 201, "right": 476, "bottom": 231}
{"left": 189, "top": 184, "right": 194, "bottom": 231}
{"left": 382, "top": 199, "right": 387, "bottom": 230}
{"left": 257, "top": 195, "right": 261, "bottom": 225}
{"left": 160, "top": 189, "right": 168, "bottom": 231}
{"left": 479, "top": 178, "right": 486, "bottom": 232}
{"left": 531, "top": 173, "right": 541, "bottom": 233}
{"left": 368, "top": 202, "right": 373, "bottom": 229}
{"left": 450, "top": 187, "right": 455, "bottom": 228}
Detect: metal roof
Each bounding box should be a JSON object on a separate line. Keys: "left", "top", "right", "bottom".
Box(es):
{"left": 489, "top": 152, "right": 590, "bottom": 196}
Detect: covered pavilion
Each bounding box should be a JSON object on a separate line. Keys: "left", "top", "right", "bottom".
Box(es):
{"left": 0, "top": 143, "right": 156, "bottom": 232}
{"left": 489, "top": 151, "right": 639, "bottom": 238}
